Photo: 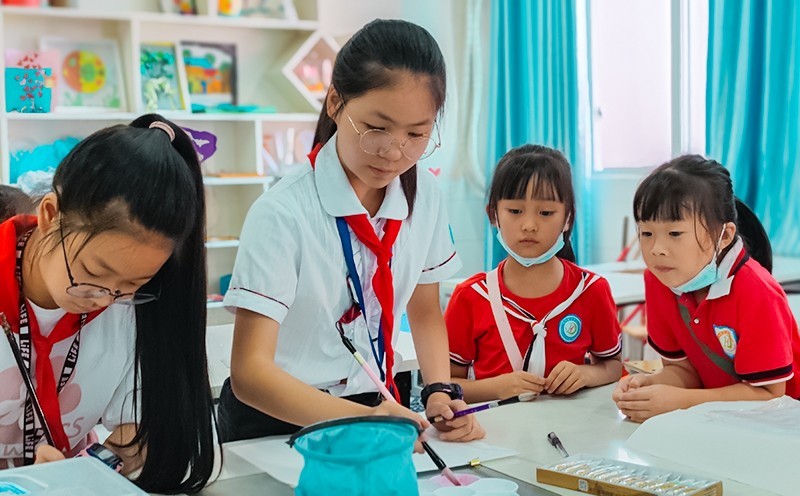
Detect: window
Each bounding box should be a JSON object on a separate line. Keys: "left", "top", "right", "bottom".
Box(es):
{"left": 589, "top": 0, "right": 708, "bottom": 171}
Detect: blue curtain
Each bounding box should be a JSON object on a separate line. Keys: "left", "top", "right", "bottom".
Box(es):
{"left": 484, "top": 0, "right": 593, "bottom": 269}
{"left": 706, "top": 0, "right": 800, "bottom": 256}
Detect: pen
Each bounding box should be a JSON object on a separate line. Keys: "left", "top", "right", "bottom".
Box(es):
{"left": 547, "top": 431, "right": 569, "bottom": 458}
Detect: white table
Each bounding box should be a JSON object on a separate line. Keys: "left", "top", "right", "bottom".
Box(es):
{"left": 478, "top": 385, "right": 779, "bottom": 495}
{"left": 195, "top": 384, "right": 777, "bottom": 495}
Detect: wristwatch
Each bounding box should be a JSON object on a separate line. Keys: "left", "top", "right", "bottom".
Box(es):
{"left": 78, "top": 443, "right": 124, "bottom": 473}
{"left": 420, "top": 382, "right": 464, "bottom": 408}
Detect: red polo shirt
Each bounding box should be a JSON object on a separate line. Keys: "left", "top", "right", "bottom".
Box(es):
{"left": 446, "top": 259, "right": 622, "bottom": 379}
{"left": 646, "top": 243, "right": 800, "bottom": 398}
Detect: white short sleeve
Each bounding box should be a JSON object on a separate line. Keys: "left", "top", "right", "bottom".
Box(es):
{"left": 101, "top": 353, "right": 139, "bottom": 431}
{"left": 417, "top": 172, "right": 461, "bottom": 284}
{"left": 224, "top": 194, "right": 301, "bottom": 323}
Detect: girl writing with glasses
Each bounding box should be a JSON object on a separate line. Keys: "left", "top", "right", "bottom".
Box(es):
{"left": 219, "top": 19, "right": 484, "bottom": 444}
{"left": 0, "top": 115, "right": 216, "bottom": 494}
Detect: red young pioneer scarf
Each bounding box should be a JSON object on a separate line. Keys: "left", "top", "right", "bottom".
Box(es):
{"left": 309, "top": 144, "right": 402, "bottom": 400}
{"left": 0, "top": 216, "right": 103, "bottom": 459}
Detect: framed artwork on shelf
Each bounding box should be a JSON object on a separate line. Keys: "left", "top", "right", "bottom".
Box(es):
{"left": 39, "top": 38, "right": 127, "bottom": 112}
{"left": 159, "top": 0, "right": 197, "bottom": 15}
{"left": 181, "top": 41, "right": 237, "bottom": 107}
{"left": 282, "top": 32, "right": 339, "bottom": 110}
{"left": 4, "top": 67, "right": 52, "bottom": 113}
{"left": 140, "top": 42, "right": 190, "bottom": 112}
{"left": 240, "top": 0, "right": 298, "bottom": 20}
{"left": 5, "top": 49, "right": 59, "bottom": 109}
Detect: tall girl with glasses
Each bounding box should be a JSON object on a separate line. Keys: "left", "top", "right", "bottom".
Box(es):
{"left": 219, "top": 19, "right": 485, "bottom": 444}
{"left": 0, "top": 115, "right": 216, "bottom": 494}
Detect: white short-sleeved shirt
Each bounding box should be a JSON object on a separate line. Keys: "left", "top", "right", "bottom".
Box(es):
{"left": 224, "top": 133, "right": 461, "bottom": 396}
{"left": 0, "top": 303, "right": 137, "bottom": 467}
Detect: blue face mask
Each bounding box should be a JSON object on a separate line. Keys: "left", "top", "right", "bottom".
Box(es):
{"left": 670, "top": 230, "right": 726, "bottom": 295}
{"left": 496, "top": 230, "right": 565, "bottom": 267}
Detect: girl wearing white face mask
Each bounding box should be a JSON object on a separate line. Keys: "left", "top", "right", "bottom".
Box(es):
{"left": 445, "top": 145, "right": 622, "bottom": 403}
{"left": 613, "top": 155, "right": 800, "bottom": 423}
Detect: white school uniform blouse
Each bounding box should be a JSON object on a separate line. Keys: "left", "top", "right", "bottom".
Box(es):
{"left": 0, "top": 302, "right": 137, "bottom": 467}
{"left": 224, "top": 133, "right": 461, "bottom": 397}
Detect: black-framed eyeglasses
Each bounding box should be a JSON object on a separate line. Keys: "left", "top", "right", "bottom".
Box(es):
{"left": 343, "top": 107, "right": 441, "bottom": 161}
{"left": 59, "top": 222, "right": 159, "bottom": 306}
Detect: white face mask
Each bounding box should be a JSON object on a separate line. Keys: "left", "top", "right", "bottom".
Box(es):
{"left": 670, "top": 228, "right": 727, "bottom": 295}
{"left": 495, "top": 215, "right": 569, "bottom": 267}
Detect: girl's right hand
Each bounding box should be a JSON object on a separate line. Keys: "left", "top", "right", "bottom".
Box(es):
{"left": 612, "top": 374, "right": 653, "bottom": 402}
{"left": 494, "top": 371, "right": 546, "bottom": 399}
{"left": 371, "top": 401, "right": 430, "bottom": 453}
{"left": 34, "top": 445, "right": 65, "bottom": 464}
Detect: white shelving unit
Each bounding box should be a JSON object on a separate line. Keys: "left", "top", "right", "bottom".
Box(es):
{"left": 0, "top": 1, "right": 331, "bottom": 324}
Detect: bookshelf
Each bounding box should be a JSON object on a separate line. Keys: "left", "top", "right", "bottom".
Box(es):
{"left": 0, "top": 0, "right": 331, "bottom": 324}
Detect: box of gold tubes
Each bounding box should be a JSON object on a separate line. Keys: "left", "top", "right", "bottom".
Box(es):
{"left": 536, "top": 454, "right": 722, "bottom": 495}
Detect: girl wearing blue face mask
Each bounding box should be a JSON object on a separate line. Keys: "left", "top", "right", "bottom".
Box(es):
{"left": 446, "top": 145, "right": 622, "bottom": 403}
{"left": 613, "top": 155, "right": 800, "bottom": 422}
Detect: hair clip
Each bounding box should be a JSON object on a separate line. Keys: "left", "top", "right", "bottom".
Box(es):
{"left": 149, "top": 121, "right": 175, "bottom": 142}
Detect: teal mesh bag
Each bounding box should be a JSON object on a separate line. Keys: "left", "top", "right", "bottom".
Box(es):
{"left": 288, "top": 416, "right": 421, "bottom": 496}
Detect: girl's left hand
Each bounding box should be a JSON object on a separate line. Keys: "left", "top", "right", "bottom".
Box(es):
{"left": 615, "top": 384, "right": 688, "bottom": 422}
{"left": 425, "top": 397, "right": 485, "bottom": 442}
{"left": 544, "top": 361, "right": 587, "bottom": 395}
{"left": 34, "top": 445, "right": 66, "bottom": 464}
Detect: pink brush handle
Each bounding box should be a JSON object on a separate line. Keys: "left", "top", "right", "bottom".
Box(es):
{"left": 354, "top": 351, "right": 395, "bottom": 402}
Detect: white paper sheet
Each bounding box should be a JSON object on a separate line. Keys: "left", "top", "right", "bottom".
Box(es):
{"left": 625, "top": 397, "right": 800, "bottom": 496}
{"left": 225, "top": 431, "right": 518, "bottom": 488}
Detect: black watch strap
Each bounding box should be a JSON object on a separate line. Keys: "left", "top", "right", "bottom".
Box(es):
{"left": 421, "top": 382, "right": 463, "bottom": 408}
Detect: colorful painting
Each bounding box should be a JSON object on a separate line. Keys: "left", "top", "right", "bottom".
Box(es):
{"left": 5, "top": 49, "right": 59, "bottom": 108}
{"left": 140, "top": 42, "right": 189, "bottom": 111}
{"left": 181, "top": 41, "right": 237, "bottom": 106}
{"left": 159, "top": 0, "right": 197, "bottom": 14}
{"left": 4, "top": 68, "right": 52, "bottom": 113}
{"left": 40, "top": 38, "right": 126, "bottom": 111}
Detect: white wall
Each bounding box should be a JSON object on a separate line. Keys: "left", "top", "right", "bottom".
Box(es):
{"left": 318, "top": 0, "right": 401, "bottom": 39}
{"left": 401, "top": 0, "right": 491, "bottom": 277}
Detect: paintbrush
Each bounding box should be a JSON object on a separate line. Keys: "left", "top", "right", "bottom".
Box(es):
{"left": 337, "top": 325, "right": 462, "bottom": 486}
{"left": 427, "top": 392, "right": 538, "bottom": 424}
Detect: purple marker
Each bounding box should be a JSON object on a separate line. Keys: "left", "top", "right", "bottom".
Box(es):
{"left": 427, "top": 392, "right": 538, "bottom": 424}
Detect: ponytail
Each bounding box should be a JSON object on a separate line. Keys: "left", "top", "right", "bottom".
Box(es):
{"left": 735, "top": 198, "right": 772, "bottom": 273}
{"left": 559, "top": 234, "right": 577, "bottom": 264}
{"left": 125, "top": 114, "right": 216, "bottom": 493}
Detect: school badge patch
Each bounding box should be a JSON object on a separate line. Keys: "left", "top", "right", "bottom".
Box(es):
{"left": 559, "top": 314, "right": 582, "bottom": 343}
{"left": 713, "top": 325, "right": 738, "bottom": 358}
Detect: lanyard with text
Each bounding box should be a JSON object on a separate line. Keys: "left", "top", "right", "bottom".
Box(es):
{"left": 14, "top": 230, "right": 86, "bottom": 464}
{"left": 335, "top": 218, "right": 387, "bottom": 379}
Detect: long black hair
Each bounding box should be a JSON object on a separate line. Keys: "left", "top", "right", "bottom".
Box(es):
{"left": 51, "top": 114, "right": 215, "bottom": 493}
{"left": 313, "top": 18, "right": 447, "bottom": 216}
{"left": 633, "top": 154, "right": 772, "bottom": 272}
{"left": 487, "top": 144, "right": 577, "bottom": 263}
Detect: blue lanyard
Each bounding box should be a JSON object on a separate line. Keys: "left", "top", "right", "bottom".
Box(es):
{"left": 335, "top": 217, "right": 386, "bottom": 381}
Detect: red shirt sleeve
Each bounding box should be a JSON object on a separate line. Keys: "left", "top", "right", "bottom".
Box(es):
{"left": 445, "top": 281, "right": 477, "bottom": 366}
{"left": 644, "top": 270, "right": 687, "bottom": 360}
{"left": 587, "top": 276, "right": 622, "bottom": 357}
{"left": 732, "top": 268, "right": 796, "bottom": 385}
